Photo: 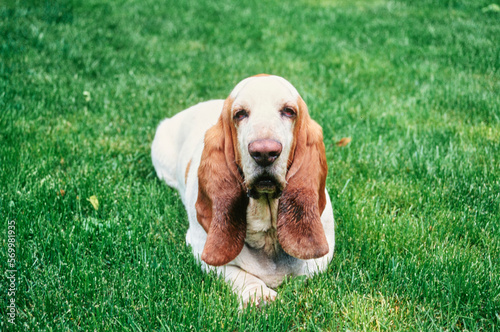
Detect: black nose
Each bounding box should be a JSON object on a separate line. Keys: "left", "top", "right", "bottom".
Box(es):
{"left": 248, "top": 139, "right": 283, "bottom": 167}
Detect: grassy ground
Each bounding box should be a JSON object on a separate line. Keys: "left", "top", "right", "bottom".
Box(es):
{"left": 1, "top": 0, "right": 499, "bottom": 330}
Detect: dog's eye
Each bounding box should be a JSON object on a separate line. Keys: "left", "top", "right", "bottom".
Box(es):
{"left": 281, "top": 107, "right": 296, "bottom": 118}
{"left": 233, "top": 109, "right": 249, "bottom": 121}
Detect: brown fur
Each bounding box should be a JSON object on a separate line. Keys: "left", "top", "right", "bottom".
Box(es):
{"left": 277, "top": 97, "right": 329, "bottom": 259}
{"left": 252, "top": 73, "right": 271, "bottom": 78}
{"left": 195, "top": 97, "right": 249, "bottom": 266}
{"left": 184, "top": 160, "right": 192, "bottom": 184}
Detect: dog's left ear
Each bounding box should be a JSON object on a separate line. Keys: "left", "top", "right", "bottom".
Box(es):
{"left": 277, "top": 97, "right": 329, "bottom": 259}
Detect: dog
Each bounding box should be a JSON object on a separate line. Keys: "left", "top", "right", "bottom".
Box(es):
{"left": 151, "top": 74, "right": 335, "bottom": 307}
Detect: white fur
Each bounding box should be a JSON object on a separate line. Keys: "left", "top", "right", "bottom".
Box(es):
{"left": 151, "top": 75, "right": 335, "bottom": 307}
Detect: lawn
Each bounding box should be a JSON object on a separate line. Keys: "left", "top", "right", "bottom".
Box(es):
{"left": 1, "top": 0, "right": 499, "bottom": 330}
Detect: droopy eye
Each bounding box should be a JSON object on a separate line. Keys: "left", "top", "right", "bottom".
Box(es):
{"left": 281, "top": 107, "right": 296, "bottom": 118}
{"left": 233, "top": 109, "right": 249, "bottom": 121}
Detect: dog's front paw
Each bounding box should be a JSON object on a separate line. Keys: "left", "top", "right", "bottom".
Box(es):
{"left": 241, "top": 285, "right": 277, "bottom": 309}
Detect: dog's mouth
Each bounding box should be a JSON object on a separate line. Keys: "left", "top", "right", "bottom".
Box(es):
{"left": 247, "top": 175, "right": 283, "bottom": 199}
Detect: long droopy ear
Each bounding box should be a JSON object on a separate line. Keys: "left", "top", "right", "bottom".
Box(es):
{"left": 195, "top": 97, "right": 248, "bottom": 266}
{"left": 277, "top": 97, "right": 329, "bottom": 260}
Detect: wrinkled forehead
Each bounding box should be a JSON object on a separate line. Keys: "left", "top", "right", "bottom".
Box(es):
{"left": 229, "top": 75, "right": 300, "bottom": 108}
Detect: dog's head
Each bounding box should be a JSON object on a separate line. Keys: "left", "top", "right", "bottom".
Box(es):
{"left": 196, "top": 75, "right": 329, "bottom": 266}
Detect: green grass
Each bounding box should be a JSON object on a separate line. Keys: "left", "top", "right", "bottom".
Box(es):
{"left": 1, "top": 0, "right": 499, "bottom": 330}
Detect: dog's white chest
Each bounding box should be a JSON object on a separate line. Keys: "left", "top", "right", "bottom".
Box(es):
{"left": 245, "top": 197, "right": 280, "bottom": 256}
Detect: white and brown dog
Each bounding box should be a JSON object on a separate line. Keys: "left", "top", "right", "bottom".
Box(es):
{"left": 152, "top": 74, "right": 335, "bottom": 307}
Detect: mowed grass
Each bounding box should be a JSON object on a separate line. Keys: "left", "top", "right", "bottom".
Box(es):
{"left": 1, "top": 0, "right": 499, "bottom": 330}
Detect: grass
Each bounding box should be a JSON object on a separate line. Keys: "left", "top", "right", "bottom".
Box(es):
{"left": 1, "top": 0, "right": 499, "bottom": 330}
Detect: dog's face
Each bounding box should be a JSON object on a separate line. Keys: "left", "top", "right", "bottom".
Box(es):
{"left": 196, "top": 74, "right": 329, "bottom": 266}
{"left": 229, "top": 75, "right": 300, "bottom": 199}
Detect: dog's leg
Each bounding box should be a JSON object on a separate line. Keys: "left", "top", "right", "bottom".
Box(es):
{"left": 222, "top": 265, "right": 277, "bottom": 308}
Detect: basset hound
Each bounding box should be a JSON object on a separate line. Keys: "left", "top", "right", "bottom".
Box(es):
{"left": 151, "top": 75, "right": 335, "bottom": 307}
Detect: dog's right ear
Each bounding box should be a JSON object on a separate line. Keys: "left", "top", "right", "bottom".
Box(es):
{"left": 195, "top": 97, "right": 248, "bottom": 267}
